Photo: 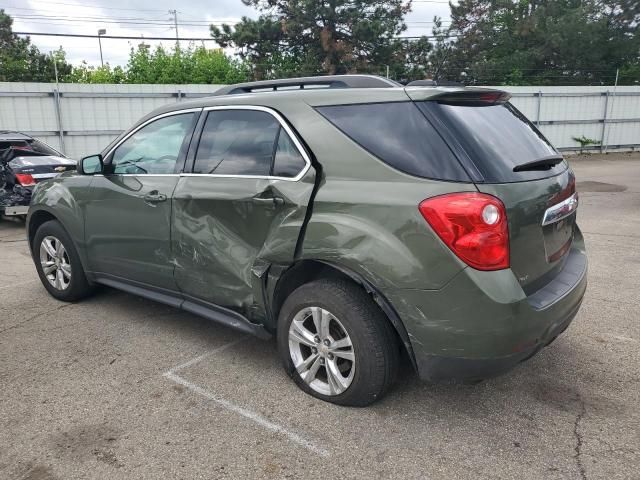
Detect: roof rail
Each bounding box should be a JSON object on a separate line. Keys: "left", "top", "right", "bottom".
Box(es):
{"left": 213, "top": 75, "right": 400, "bottom": 96}
{"left": 406, "top": 79, "right": 465, "bottom": 87}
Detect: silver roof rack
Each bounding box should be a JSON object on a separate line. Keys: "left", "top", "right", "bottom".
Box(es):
{"left": 213, "top": 75, "right": 400, "bottom": 96}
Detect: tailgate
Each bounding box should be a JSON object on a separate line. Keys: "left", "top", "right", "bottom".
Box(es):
{"left": 413, "top": 91, "right": 580, "bottom": 293}
{"left": 479, "top": 170, "right": 577, "bottom": 294}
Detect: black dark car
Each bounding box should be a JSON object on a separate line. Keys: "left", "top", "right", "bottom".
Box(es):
{"left": 0, "top": 131, "right": 76, "bottom": 218}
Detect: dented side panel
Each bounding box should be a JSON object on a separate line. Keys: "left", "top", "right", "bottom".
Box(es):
{"left": 171, "top": 171, "right": 316, "bottom": 322}
{"left": 300, "top": 178, "right": 473, "bottom": 291}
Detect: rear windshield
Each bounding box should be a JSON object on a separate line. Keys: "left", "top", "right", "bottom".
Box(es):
{"left": 419, "top": 102, "right": 566, "bottom": 183}
{"left": 0, "top": 139, "right": 62, "bottom": 157}
{"left": 316, "top": 102, "right": 470, "bottom": 182}
{"left": 30, "top": 139, "right": 63, "bottom": 157}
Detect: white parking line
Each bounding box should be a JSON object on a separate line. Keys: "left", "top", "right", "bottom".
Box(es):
{"left": 163, "top": 338, "right": 330, "bottom": 457}
{"left": 167, "top": 337, "right": 248, "bottom": 374}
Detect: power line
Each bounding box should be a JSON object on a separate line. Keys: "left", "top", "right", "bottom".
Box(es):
{"left": 8, "top": 13, "right": 172, "bottom": 22}
{"left": 15, "top": 31, "right": 463, "bottom": 41}
{"left": 8, "top": 15, "right": 232, "bottom": 26}
{"left": 14, "top": 31, "right": 218, "bottom": 41}
{"left": 8, "top": 12, "right": 444, "bottom": 27}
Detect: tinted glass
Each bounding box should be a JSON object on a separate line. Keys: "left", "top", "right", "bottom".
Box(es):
{"left": 30, "top": 139, "right": 63, "bottom": 156}
{"left": 424, "top": 102, "right": 566, "bottom": 183}
{"left": 316, "top": 102, "right": 469, "bottom": 181}
{"left": 273, "top": 128, "right": 306, "bottom": 177}
{"left": 194, "top": 110, "right": 279, "bottom": 175}
{"left": 112, "top": 113, "right": 195, "bottom": 174}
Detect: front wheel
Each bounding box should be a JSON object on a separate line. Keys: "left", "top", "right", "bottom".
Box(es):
{"left": 277, "top": 279, "right": 399, "bottom": 406}
{"left": 33, "top": 220, "right": 93, "bottom": 302}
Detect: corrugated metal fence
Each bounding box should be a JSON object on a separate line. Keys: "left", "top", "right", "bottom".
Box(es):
{"left": 1, "top": 82, "right": 639, "bottom": 159}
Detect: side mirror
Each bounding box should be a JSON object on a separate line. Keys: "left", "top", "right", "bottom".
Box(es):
{"left": 80, "top": 154, "right": 103, "bottom": 175}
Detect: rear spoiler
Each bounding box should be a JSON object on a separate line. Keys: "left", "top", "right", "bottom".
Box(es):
{"left": 429, "top": 90, "right": 512, "bottom": 106}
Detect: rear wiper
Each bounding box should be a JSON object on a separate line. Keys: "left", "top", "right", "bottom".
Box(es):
{"left": 513, "top": 155, "right": 564, "bottom": 172}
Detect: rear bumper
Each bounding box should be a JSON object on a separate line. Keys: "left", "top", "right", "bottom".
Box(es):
{"left": 387, "top": 237, "right": 588, "bottom": 382}
{"left": 0, "top": 185, "right": 32, "bottom": 214}
{"left": 2, "top": 205, "right": 29, "bottom": 216}
{"left": 413, "top": 294, "right": 583, "bottom": 382}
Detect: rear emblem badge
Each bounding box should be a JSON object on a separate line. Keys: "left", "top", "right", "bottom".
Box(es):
{"left": 54, "top": 166, "right": 66, "bottom": 172}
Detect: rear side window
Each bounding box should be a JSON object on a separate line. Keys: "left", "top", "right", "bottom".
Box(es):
{"left": 420, "top": 102, "right": 566, "bottom": 183}
{"left": 193, "top": 109, "right": 307, "bottom": 178}
{"left": 273, "top": 128, "right": 306, "bottom": 177}
{"left": 316, "top": 102, "right": 469, "bottom": 182}
{"left": 194, "top": 110, "right": 279, "bottom": 176}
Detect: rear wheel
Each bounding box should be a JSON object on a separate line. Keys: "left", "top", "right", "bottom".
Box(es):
{"left": 277, "top": 279, "right": 398, "bottom": 406}
{"left": 33, "top": 220, "right": 93, "bottom": 302}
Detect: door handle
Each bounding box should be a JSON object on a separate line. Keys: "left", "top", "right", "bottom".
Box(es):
{"left": 143, "top": 192, "right": 167, "bottom": 204}
{"left": 252, "top": 196, "right": 284, "bottom": 206}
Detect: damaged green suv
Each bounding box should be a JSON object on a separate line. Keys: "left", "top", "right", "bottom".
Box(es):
{"left": 28, "top": 75, "right": 587, "bottom": 406}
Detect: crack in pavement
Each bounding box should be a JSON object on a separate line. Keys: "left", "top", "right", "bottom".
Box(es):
{"left": 573, "top": 394, "right": 588, "bottom": 480}
{"left": 0, "top": 303, "right": 74, "bottom": 334}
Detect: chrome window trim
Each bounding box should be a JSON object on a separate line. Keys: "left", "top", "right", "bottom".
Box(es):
{"left": 542, "top": 192, "right": 579, "bottom": 226}
{"left": 102, "top": 105, "right": 312, "bottom": 182}
{"left": 184, "top": 105, "right": 311, "bottom": 182}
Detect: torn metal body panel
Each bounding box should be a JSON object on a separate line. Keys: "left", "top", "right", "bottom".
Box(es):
{"left": 171, "top": 170, "right": 317, "bottom": 324}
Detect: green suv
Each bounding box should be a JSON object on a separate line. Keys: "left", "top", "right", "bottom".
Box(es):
{"left": 27, "top": 75, "right": 587, "bottom": 406}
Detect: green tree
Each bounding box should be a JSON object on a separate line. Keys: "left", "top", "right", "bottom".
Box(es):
{"left": 212, "top": 17, "right": 289, "bottom": 80}
{"left": 123, "top": 43, "right": 249, "bottom": 84}
{"left": 211, "top": 0, "right": 412, "bottom": 79}
{"left": 0, "top": 10, "right": 72, "bottom": 82}
{"left": 66, "top": 62, "right": 127, "bottom": 84}
{"left": 436, "top": 0, "right": 639, "bottom": 85}
{"left": 387, "top": 37, "right": 432, "bottom": 82}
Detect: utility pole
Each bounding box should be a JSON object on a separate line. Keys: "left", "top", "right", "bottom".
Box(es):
{"left": 50, "top": 52, "right": 59, "bottom": 85}
{"left": 169, "top": 9, "right": 179, "bottom": 45}
{"left": 98, "top": 29, "right": 106, "bottom": 67}
{"left": 603, "top": 68, "right": 620, "bottom": 154}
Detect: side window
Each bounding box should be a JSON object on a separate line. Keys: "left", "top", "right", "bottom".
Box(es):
{"left": 111, "top": 113, "right": 195, "bottom": 174}
{"left": 273, "top": 128, "right": 306, "bottom": 178}
{"left": 193, "top": 110, "right": 279, "bottom": 176}
{"left": 316, "top": 102, "right": 469, "bottom": 182}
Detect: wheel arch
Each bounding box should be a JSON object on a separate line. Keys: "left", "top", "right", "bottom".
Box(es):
{"left": 271, "top": 259, "right": 418, "bottom": 371}
{"left": 27, "top": 207, "right": 91, "bottom": 278}
{"left": 27, "top": 209, "right": 58, "bottom": 250}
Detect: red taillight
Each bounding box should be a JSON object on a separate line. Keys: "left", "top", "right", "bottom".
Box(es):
{"left": 15, "top": 173, "right": 36, "bottom": 186}
{"left": 419, "top": 192, "right": 509, "bottom": 271}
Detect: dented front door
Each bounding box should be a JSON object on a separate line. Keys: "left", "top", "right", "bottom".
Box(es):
{"left": 171, "top": 173, "right": 315, "bottom": 321}
{"left": 170, "top": 106, "right": 316, "bottom": 323}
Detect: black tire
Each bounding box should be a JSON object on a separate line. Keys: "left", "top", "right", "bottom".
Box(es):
{"left": 277, "top": 278, "right": 399, "bottom": 407}
{"left": 32, "top": 219, "right": 93, "bottom": 302}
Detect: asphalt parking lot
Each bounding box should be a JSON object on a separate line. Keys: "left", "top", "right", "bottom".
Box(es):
{"left": 1, "top": 152, "right": 639, "bottom": 480}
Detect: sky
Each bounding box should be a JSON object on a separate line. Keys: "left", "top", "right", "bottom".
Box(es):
{"left": 3, "top": 0, "right": 453, "bottom": 67}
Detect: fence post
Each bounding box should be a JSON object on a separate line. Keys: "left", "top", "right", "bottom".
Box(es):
{"left": 600, "top": 91, "right": 609, "bottom": 153}
{"left": 177, "top": 89, "right": 182, "bottom": 102}
{"left": 535, "top": 90, "right": 542, "bottom": 126}
{"left": 52, "top": 87, "right": 65, "bottom": 155}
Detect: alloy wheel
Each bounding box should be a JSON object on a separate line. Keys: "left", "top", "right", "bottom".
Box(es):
{"left": 39, "top": 235, "right": 72, "bottom": 291}
{"left": 288, "top": 306, "right": 355, "bottom": 396}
